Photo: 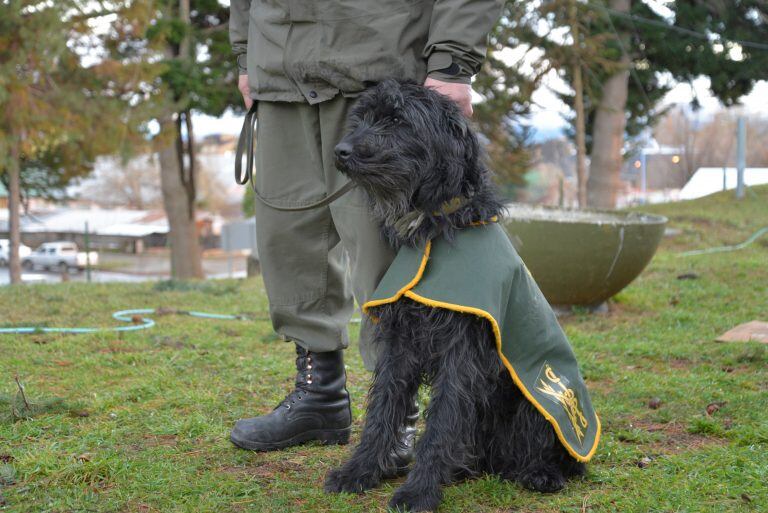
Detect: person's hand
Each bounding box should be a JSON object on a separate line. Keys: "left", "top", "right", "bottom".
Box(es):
{"left": 424, "top": 77, "right": 473, "bottom": 117}
{"left": 238, "top": 74, "right": 253, "bottom": 109}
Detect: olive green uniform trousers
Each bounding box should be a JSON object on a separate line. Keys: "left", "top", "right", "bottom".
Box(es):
{"left": 253, "top": 94, "right": 395, "bottom": 369}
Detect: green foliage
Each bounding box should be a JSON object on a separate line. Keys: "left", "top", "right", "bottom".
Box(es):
{"left": 474, "top": 5, "right": 538, "bottom": 192}
{"left": 505, "top": 1, "right": 767, "bottom": 155}
{"left": 669, "top": 1, "right": 768, "bottom": 106}
{"left": 0, "top": 0, "right": 156, "bottom": 195}
{"left": 138, "top": 0, "right": 241, "bottom": 117}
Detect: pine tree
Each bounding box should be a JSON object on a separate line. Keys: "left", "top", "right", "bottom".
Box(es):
{"left": 669, "top": 1, "right": 767, "bottom": 105}
{"left": 474, "top": 4, "right": 539, "bottom": 198}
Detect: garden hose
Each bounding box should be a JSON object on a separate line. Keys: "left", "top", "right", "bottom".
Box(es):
{"left": 0, "top": 308, "right": 361, "bottom": 335}
{"left": 0, "top": 308, "right": 253, "bottom": 335}
{"left": 679, "top": 226, "right": 768, "bottom": 257}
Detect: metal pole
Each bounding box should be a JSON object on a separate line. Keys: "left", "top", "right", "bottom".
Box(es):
{"left": 640, "top": 151, "right": 647, "bottom": 204}
{"left": 84, "top": 221, "right": 92, "bottom": 283}
{"left": 736, "top": 116, "right": 746, "bottom": 199}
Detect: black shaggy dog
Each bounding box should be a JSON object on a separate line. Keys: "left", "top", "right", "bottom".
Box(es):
{"left": 324, "top": 80, "right": 586, "bottom": 512}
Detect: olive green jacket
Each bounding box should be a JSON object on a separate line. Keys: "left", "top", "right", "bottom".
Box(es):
{"left": 363, "top": 223, "right": 600, "bottom": 462}
{"left": 229, "top": 0, "right": 504, "bottom": 103}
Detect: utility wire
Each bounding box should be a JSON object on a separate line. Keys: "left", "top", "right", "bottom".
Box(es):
{"left": 586, "top": 1, "right": 768, "bottom": 52}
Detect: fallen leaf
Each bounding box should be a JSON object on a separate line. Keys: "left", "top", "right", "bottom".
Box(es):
{"left": 648, "top": 397, "right": 663, "bottom": 409}
{"left": 130, "top": 315, "right": 143, "bottom": 324}
{"left": 0, "top": 455, "right": 13, "bottom": 463}
{"left": 637, "top": 457, "right": 652, "bottom": 469}
{"left": 677, "top": 272, "right": 699, "bottom": 280}
{"left": 706, "top": 401, "right": 727, "bottom": 416}
{"left": 76, "top": 453, "right": 92, "bottom": 462}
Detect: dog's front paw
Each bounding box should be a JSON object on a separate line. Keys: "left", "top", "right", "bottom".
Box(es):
{"left": 325, "top": 463, "right": 381, "bottom": 494}
{"left": 388, "top": 484, "right": 442, "bottom": 512}
{"left": 519, "top": 468, "right": 566, "bottom": 493}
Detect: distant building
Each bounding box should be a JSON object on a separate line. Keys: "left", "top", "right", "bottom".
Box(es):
{"left": 679, "top": 168, "right": 768, "bottom": 200}
{"left": 0, "top": 207, "right": 224, "bottom": 253}
{"left": 618, "top": 143, "right": 685, "bottom": 206}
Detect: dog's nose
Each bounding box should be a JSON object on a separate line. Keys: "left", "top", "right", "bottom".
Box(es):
{"left": 334, "top": 142, "right": 353, "bottom": 161}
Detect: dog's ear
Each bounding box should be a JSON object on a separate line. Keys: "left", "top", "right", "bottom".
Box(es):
{"left": 378, "top": 79, "right": 404, "bottom": 110}
{"left": 459, "top": 124, "right": 483, "bottom": 192}
{"left": 445, "top": 107, "right": 483, "bottom": 193}
{"left": 412, "top": 133, "right": 466, "bottom": 212}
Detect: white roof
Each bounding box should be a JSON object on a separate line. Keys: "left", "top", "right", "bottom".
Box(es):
{"left": 679, "top": 168, "right": 768, "bottom": 200}
{"left": 0, "top": 208, "right": 169, "bottom": 237}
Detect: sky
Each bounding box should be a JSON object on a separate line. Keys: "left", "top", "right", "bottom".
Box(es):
{"left": 195, "top": 77, "right": 768, "bottom": 143}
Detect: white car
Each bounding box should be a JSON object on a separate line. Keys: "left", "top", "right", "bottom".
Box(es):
{"left": 22, "top": 241, "right": 99, "bottom": 273}
{"left": 0, "top": 239, "right": 32, "bottom": 267}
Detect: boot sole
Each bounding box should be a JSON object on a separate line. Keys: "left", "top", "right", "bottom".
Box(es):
{"left": 230, "top": 427, "right": 351, "bottom": 452}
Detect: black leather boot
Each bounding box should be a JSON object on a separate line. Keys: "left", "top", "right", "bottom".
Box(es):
{"left": 385, "top": 397, "right": 419, "bottom": 477}
{"left": 230, "top": 345, "right": 352, "bottom": 451}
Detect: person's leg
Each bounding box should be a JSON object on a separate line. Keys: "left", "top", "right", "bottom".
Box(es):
{"left": 231, "top": 100, "right": 353, "bottom": 450}
{"left": 252, "top": 101, "right": 354, "bottom": 351}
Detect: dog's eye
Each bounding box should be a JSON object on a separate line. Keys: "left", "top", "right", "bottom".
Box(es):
{"left": 392, "top": 116, "right": 400, "bottom": 124}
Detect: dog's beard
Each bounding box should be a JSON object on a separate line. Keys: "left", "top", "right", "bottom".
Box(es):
{"left": 339, "top": 155, "right": 418, "bottom": 229}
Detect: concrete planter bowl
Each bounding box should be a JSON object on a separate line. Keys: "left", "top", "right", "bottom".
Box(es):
{"left": 502, "top": 204, "right": 668, "bottom": 307}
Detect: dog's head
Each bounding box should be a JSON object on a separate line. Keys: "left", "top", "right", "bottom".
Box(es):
{"left": 334, "top": 79, "right": 484, "bottom": 217}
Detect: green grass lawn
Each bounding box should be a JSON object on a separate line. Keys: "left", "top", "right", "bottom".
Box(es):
{"left": 1, "top": 187, "right": 767, "bottom": 513}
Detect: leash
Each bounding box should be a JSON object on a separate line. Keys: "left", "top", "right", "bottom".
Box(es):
{"left": 235, "top": 102, "right": 356, "bottom": 212}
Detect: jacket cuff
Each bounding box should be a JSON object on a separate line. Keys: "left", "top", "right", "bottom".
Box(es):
{"left": 426, "top": 51, "right": 473, "bottom": 84}
{"left": 427, "top": 71, "right": 471, "bottom": 84}
{"left": 236, "top": 53, "right": 248, "bottom": 74}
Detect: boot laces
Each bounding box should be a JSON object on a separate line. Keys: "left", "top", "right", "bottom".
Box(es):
{"left": 279, "top": 350, "right": 313, "bottom": 409}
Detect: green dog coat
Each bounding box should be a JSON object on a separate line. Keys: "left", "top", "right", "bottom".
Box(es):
{"left": 363, "top": 221, "right": 600, "bottom": 462}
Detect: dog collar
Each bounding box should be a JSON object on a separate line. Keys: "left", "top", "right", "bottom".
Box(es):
{"left": 393, "top": 196, "right": 470, "bottom": 238}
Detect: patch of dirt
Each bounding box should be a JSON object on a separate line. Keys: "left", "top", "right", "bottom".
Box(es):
{"left": 220, "top": 458, "right": 304, "bottom": 480}
{"left": 121, "top": 502, "right": 157, "bottom": 513}
{"left": 143, "top": 434, "right": 178, "bottom": 447}
{"left": 216, "top": 326, "right": 242, "bottom": 338}
{"left": 630, "top": 419, "right": 726, "bottom": 454}
{"left": 128, "top": 434, "right": 178, "bottom": 452}
{"left": 152, "top": 335, "right": 196, "bottom": 350}
{"left": 585, "top": 378, "right": 615, "bottom": 394}
{"left": 668, "top": 358, "right": 692, "bottom": 369}
{"left": 98, "top": 340, "right": 143, "bottom": 354}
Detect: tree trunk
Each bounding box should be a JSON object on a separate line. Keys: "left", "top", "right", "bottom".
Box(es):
{"left": 588, "top": 0, "right": 631, "bottom": 209}
{"left": 155, "top": 0, "right": 203, "bottom": 280}
{"left": 7, "top": 139, "right": 22, "bottom": 284}
{"left": 158, "top": 114, "right": 204, "bottom": 279}
{"left": 570, "top": 0, "right": 588, "bottom": 208}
